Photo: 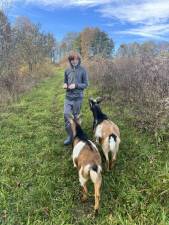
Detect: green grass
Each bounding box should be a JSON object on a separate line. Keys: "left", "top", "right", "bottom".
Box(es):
{"left": 0, "top": 68, "right": 169, "bottom": 225}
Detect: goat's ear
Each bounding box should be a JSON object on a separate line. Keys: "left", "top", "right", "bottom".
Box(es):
{"left": 89, "top": 97, "right": 94, "bottom": 108}
{"left": 70, "top": 114, "right": 74, "bottom": 119}
{"left": 76, "top": 114, "right": 82, "bottom": 125}
{"left": 68, "top": 117, "right": 76, "bottom": 138}
{"left": 69, "top": 114, "right": 75, "bottom": 124}
{"left": 89, "top": 97, "right": 94, "bottom": 102}
{"left": 78, "top": 114, "right": 82, "bottom": 119}
{"left": 68, "top": 117, "right": 74, "bottom": 126}
{"left": 96, "top": 97, "right": 103, "bottom": 104}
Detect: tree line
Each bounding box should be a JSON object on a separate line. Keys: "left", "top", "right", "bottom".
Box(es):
{"left": 0, "top": 10, "right": 56, "bottom": 77}
{"left": 54, "top": 28, "right": 114, "bottom": 62}
{"left": 0, "top": 10, "right": 57, "bottom": 104}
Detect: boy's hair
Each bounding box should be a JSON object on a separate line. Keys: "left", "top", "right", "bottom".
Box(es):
{"left": 68, "top": 51, "right": 81, "bottom": 61}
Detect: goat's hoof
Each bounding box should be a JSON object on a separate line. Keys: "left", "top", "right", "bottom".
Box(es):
{"left": 109, "top": 161, "right": 116, "bottom": 170}
{"left": 109, "top": 165, "right": 113, "bottom": 170}
{"left": 109, "top": 164, "right": 113, "bottom": 170}
{"left": 105, "top": 165, "right": 110, "bottom": 172}
{"left": 81, "top": 196, "right": 87, "bottom": 202}
{"left": 94, "top": 209, "right": 99, "bottom": 217}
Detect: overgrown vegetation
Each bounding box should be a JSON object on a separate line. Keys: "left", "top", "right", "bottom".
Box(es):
{"left": 85, "top": 53, "right": 169, "bottom": 140}
{"left": 0, "top": 69, "right": 168, "bottom": 224}
{"left": 0, "top": 10, "right": 56, "bottom": 105}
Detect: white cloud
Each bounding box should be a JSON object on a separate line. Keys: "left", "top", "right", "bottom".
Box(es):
{"left": 99, "top": 0, "right": 169, "bottom": 25}
{"left": 66, "top": 0, "right": 112, "bottom": 7}
{"left": 98, "top": 0, "right": 169, "bottom": 40}
{"left": 9, "top": 0, "right": 113, "bottom": 8}
{"left": 116, "top": 24, "right": 169, "bottom": 41}
{"left": 3, "top": 0, "right": 169, "bottom": 40}
{"left": 8, "top": 0, "right": 169, "bottom": 24}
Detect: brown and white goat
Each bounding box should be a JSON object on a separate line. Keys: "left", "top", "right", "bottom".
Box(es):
{"left": 89, "top": 97, "right": 121, "bottom": 171}
{"left": 69, "top": 118, "right": 102, "bottom": 215}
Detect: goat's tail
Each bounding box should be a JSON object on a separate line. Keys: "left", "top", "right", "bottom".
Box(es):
{"left": 84, "top": 164, "right": 102, "bottom": 183}
{"left": 109, "top": 133, "right": 120, "bottom": 153}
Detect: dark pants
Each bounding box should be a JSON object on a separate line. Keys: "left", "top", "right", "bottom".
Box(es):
{"left": 64, "top": 98, "right": 83, "bottom": 127}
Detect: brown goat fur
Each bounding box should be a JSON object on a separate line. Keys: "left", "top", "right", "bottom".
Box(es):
{"left": 89, "top": 97, "right": 121, "bottom": 171}
{"left": 69, "top": 118, "right": 102, "bottom": 215}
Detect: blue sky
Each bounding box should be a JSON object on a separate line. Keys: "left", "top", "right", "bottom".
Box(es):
{"left": 2, "top": 0, "right": 169, "bottom": 48}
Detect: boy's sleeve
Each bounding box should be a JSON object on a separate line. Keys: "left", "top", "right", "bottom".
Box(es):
{"left": 76, "top": 69, "right": 89, "bottom": 90}
{"left": 64, "top": 70, "right": 68, "bottom": 84}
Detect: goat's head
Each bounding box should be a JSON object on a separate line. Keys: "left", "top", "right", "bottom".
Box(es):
{"left": 89, "top": 97, "right": 103, "bottom": 111}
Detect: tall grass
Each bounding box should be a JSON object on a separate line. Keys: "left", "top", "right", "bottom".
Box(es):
{"left": 85, "top": 56, "right": 169, "bottom": 140}
{"left": 0, "top": 61, "right": 57, "bottom": 106}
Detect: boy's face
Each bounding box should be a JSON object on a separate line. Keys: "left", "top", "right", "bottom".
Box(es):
{"left": 71, "top": 58, "right": 79, "bottom": 67}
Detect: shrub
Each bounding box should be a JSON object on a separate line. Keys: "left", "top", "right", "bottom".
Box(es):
{"left": 85, "top": 56, "right": 169, "bottom": 136}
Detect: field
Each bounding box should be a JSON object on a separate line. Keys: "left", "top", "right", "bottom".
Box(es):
{"left": 0, "top": 68, "right": 168, "bottom": 225}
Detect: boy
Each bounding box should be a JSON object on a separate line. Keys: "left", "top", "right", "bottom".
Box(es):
{"left": 63, "top": 51, "right": 89, "bottom": 145}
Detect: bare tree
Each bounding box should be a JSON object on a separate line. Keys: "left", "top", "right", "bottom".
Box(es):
{"left": 0, "top": 12, "right": 57, "bottom": 104}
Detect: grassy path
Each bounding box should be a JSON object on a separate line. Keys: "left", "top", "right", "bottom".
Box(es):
{"left": 0, "top": 69, "right": 168, "bottom": 224}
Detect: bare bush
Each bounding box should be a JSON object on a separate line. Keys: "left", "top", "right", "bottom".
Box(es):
{"left": 0, "top": 10, "right": 56, "bottom": 106}
{"left": 85, "top": 55, "right": 169, "bottom": 135}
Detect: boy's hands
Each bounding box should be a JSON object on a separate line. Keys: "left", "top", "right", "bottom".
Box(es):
{"left": 63, "top": 83, "right": 76, "bottom": 90}
{"left": 63, "top": 83, "right": 68, "bottom": 89}
{"left": 68, "top": 84, "right": 76, "bottom": 89}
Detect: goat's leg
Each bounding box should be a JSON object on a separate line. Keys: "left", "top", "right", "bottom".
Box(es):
{"left": 102, "top": 149, "right": 109, "bottom": 171}
{"left": 81, "top": 183, "right": 88, "bottom": 202}
{"left": 109, "top": 152, "right": 116, "bottom": 170}
{"left": 109, "top": 141, "right": 119, "bottom": 170}
{"left": 94, "top": 179, "right": 102, "bottom": 216}
{"left": 102, "top": 141, "right": 110, "bottom": 171}
{"left": 79, "top": 168, "right": 88, "bottom": 202}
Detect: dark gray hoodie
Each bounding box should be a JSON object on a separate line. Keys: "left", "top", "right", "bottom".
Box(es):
{"left": 64, "top": 59, "right": 89, "bottom": 100}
